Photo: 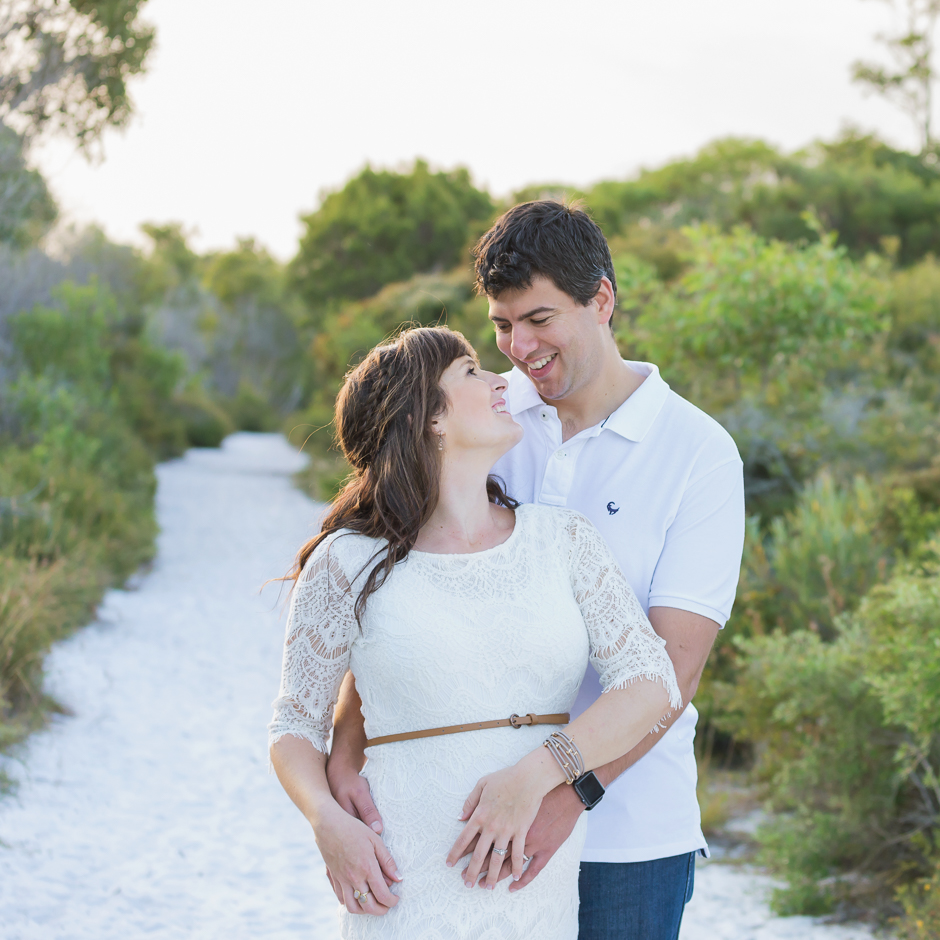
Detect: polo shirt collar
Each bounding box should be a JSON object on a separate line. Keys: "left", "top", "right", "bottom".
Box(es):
{"left": 505, "top": 360, "right": 670, "bottom": 443}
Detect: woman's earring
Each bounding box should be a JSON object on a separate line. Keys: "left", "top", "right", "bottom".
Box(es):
{"left": 438, "top": 431, "right": 444, "bottom": 452}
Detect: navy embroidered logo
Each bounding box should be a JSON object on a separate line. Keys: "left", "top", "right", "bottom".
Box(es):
{"left": 606, "top": 502, "right": 620, "bottom": 515}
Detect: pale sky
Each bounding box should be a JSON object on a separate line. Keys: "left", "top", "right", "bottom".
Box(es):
{"left": 32, "top": 0, "right": 924, "bottom": 260}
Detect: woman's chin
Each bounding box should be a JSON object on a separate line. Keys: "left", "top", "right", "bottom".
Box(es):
{"left": 495, "top": 424, "right": 524, "bottom": 458}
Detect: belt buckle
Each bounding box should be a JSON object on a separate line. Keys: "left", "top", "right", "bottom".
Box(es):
{"left": 509, "top": 713, "right": 523, "bottom": 728}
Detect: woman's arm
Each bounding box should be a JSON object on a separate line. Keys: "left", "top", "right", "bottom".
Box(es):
{"left": 268, "top": 542, "right": 401, "bottom": 915}
{"left": 270, "top": 735, "right": 400, "bottom": 914}
{"left": 445, "top": 678, "right": 670, "bottom": 889}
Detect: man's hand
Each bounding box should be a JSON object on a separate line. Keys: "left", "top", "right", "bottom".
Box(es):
{"left": 507, "top": 783, "right": 584, "bottom": 891}
{"left": 327, "top": 755, "right": 385, "bottom": 835}
{"left": 325, "top": 671, "right": 388, "bottom": 903}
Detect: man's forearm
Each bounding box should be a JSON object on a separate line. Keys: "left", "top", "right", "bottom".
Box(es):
{"left": 330, "top": 670, "right": 368, "bottom": 773}
{"left": 592, "top": 606, "right": 718, "bottom": 789}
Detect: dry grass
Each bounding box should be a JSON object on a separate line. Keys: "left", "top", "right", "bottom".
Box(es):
{"left": 0, "top": 552, "right": 110, "bottom": 751}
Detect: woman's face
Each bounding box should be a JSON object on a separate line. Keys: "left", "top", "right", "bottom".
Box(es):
{"left": 434, "top": 355, "right": 523, "bottom": 459}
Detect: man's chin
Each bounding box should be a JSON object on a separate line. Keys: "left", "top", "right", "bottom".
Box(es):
{"left": 531, "top": 376, "right": 570, "bottom": 401}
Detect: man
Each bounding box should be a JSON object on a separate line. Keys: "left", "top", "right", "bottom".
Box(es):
{"left": 327, "top": 200, "right": 745, "bottom": 939}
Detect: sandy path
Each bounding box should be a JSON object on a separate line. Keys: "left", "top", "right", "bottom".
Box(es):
{"left": 0, "top": 433, "right": 877, "bottom": 939}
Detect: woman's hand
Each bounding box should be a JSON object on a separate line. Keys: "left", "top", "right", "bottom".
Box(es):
{"left": 312, "top": 803, "right": 402, "bottom": 916}
{"left": 446, "top": 751, "right": 563, "bottom": 891}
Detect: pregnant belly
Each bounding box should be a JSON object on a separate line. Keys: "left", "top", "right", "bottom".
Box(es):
{"left": 361, "top": 725, "right": 565, "bottom": 886}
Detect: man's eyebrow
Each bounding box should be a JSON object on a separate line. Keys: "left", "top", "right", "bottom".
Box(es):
{"left": 488, "top": 305, "right": 556, "bottom": 323}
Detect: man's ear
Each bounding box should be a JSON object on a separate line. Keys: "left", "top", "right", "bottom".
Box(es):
{"left": 594, "top": 277, "right": 616, "bottom": 327}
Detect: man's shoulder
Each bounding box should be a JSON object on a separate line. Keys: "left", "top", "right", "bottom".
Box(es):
{"left": 658, "top": 389, "right": 742, "bottom": 475}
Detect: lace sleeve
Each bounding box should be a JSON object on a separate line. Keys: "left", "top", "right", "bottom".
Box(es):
{"left": 267, "top": 537, "right": 358, "bottom": 755}
{"left": 565, "top": 513, "right": 682, "bottom": 714}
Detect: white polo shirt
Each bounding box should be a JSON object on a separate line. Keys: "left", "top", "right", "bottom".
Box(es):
{"left": 491, "top": 361, "right": 745, "bottom": 864}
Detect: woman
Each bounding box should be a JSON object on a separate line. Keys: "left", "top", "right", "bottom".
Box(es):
{"left": 269, "top": 326, "right": 680, "bottom": 939}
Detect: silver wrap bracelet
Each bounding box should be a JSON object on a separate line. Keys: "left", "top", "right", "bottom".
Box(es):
{"left": 543, "top": 730, "right": 585, "bottom": 785}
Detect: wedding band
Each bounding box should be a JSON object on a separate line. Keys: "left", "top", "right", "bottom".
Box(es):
{"left": 354, "top": 889, "right": 370, "bottom": 903}
{"left": 492, "top": 847, "right": 508, "bottom": 856}
{"left": 523, "top": 854, "right": 532, "bottom": 863}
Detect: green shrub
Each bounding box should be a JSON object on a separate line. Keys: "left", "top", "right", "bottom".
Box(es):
{"left": 717, "top": 558, "right": 940, "bottom": 917}
{"left": 895, "top": 853, "right": 940, "bottom": 939}
{"left": 175, "top": 389, "right": 234, "bottom": 448}
{"left": 225, "top": 381, "right": 278, "bottom": 432}
{"left": 0, "top": 278, "right": 169, "bottom": 744}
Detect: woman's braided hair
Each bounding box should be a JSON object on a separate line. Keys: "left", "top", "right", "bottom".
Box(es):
{"left": 288, "top": 326, "right": 517, "bottom": 622}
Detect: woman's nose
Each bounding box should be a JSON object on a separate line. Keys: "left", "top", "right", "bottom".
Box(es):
{"left": 482, "top": 370, "right": 507, "bottom": 393}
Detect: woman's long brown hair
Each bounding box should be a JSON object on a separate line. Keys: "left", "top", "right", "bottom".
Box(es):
{"left": 288, "top": 326, "right": 517, "bottom": 621}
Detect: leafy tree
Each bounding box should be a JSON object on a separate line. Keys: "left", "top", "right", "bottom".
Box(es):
{"left": 588, "top": 138, "right": 784, "bottom": 234}
{"left": 0, "top": 0, "right": 155, "bottom": 149}
{"left": 852, "top": 0, "right": 940, "bottom": 154}
{"left": 586, "top": 133, "right": 940, "bottom": 266}
{"left": 0, "top": 123, "right": 56, "bottom": 247}
{"left": 290, "top": 160, "right": 494, "bottom": 315}
{"left": 628, "top": 223, "right": 888, "bottom": 400}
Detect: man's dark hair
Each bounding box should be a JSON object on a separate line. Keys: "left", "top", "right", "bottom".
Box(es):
{"left": 472, "top": 200, "right": 617, "bottom": 308}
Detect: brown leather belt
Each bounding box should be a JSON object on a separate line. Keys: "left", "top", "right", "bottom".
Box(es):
{"left": 364, "top": 712, "right": 570, "bottom": 748}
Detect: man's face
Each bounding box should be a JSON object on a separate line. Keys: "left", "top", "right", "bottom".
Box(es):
{"left": 487, "top": 275, "right": 610, "bottom": 402}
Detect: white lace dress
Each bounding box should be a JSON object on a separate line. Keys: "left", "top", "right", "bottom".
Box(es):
{"left": 268, "top": 504, "right": 681, "bottom": 940}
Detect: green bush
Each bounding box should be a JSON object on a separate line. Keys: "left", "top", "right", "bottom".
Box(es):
{"left": 174, "top": 389, "right": 234, "bottom": 448}
{"left": 717, "top": 556, "right": 940, "bottom": 917}
{"left": 225, "top": 381, "right": 278, "bottom": 432}
{"left": 698, "top": 473, "right": 892, "bottom": 732}
{"left": 0, "top": 278, "right": 176, "bottom": 743}
{"left": 895, "top": 853, "right": 940, "bottom": 939}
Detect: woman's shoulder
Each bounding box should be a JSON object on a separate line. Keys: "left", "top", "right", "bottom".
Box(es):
{"left": 515, "top": 505, "right": 603, "bottom": 561}
{"left": 300, "top": 528, "right": 384, "bottom": 583}
{"left": 517, "top": 503, "right": 598, "bottom": 537}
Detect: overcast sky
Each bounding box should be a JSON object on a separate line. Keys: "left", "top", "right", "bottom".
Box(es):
{"left": 32, "top": 0, "right": 926, "bottom": 260}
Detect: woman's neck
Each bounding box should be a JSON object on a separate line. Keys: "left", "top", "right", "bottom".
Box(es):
{"left": 413, "top": 453, "right": 514, "bottom": 554}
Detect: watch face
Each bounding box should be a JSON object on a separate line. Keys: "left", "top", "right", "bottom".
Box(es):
{"left": 575, "top": 772, "right": 605, "bottom": 808}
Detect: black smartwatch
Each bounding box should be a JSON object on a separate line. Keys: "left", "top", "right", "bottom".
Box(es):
{"left": 573, "top": 771, "right": 605, "bottom": 810}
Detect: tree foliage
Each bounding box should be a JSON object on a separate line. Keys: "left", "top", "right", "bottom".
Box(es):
{"left": 0, "top": 0, "right": 154, "bottom": 149}
{"left": 587, "top": 133, "right": 940, "bottom": 266}
{"left": 0, "top": 122, "right": 56, "bottom": 247}
{"left": 852, "top": 0, "right": 940, "bottom": 153}
{"left": 290, "top": 160, "right": 494, "bottom": 315}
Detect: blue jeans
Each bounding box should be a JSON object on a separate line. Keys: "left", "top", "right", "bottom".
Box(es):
{"left": 577, "top": 853, "right": 696, "bottom": 940}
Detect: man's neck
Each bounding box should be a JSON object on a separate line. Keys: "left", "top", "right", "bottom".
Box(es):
{"left": 551, "top": 354, "right": 646, "bottom": 442}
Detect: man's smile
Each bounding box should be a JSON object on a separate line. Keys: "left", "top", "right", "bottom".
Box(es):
{"left": 525, "top": 353, "right": 557, "bottom": 378}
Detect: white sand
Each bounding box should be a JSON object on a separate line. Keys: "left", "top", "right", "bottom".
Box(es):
{"left": 0, "top": 433, "right": 878, "bottom": 939}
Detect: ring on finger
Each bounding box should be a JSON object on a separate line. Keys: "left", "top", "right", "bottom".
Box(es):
{"left": 523, "top": 854, "right": 532, "bottom": 863}
{"left": 354, "top": 889, "right": 371, "bottom": 903}
{"left": 492, "top": 846, "right": 508, "bottom": 856}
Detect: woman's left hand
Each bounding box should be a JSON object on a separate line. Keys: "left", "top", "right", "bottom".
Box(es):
{"left": 445, "top": 764, "right": 545, "bottom": 890}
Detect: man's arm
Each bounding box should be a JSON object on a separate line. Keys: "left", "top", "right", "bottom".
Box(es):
{"left": 594, "top": 607, "right": 718, "bottom": 785}
{"left": 505, "top": 606, "right": 719, "bottom": 892}
{"left": 326, "top": 670, "right": 385, "bottom": 834}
